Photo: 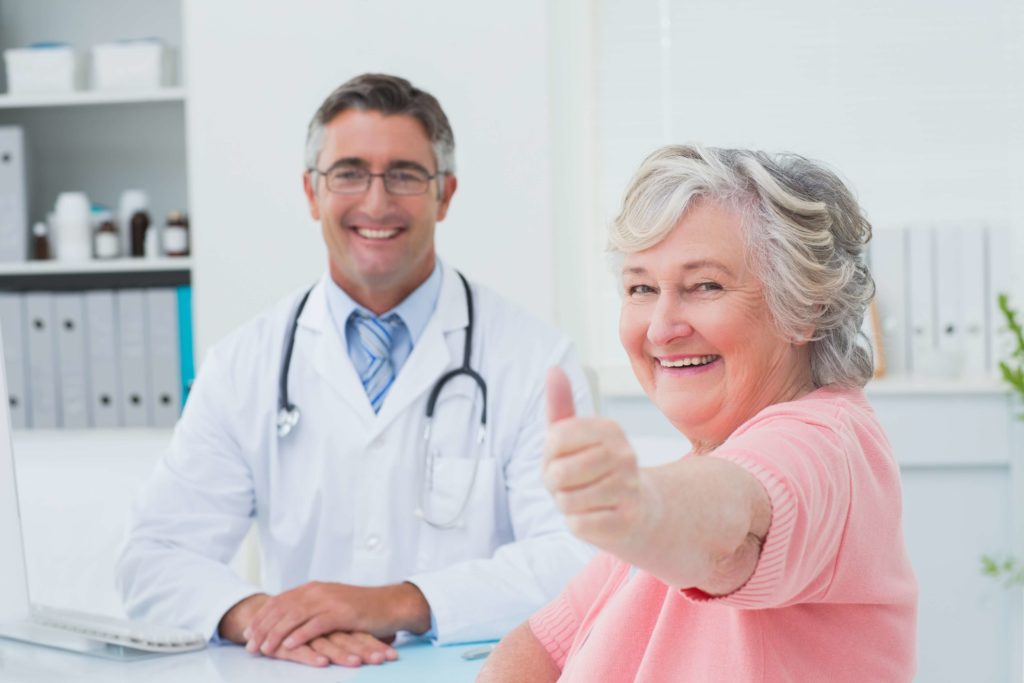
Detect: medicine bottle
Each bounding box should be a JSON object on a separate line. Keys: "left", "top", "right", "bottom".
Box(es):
{"left": 130, "top": 209, "right": 151, "bottom": 257}
{"left": 93, "top": 211, "right": 119, "bottom": 259}
{"left": 31, "top": 221, "right": 50, "bottom": 260}
{"left": 163, "top": 210, "right": 190, "bottom": 257}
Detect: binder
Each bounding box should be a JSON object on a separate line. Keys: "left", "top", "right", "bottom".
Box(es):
{"left": 115, "top": 289, "right": 151, "bottom": 427}
{"left": 53, "top": 292, "right": 90, "bottom": 428}
{"left": 0, "top": 294, "right": 29, "bottom": 428}
{"left": 934, "top": 225, "right": 964, "bottom": 377}
{"left": 145, "top": 288, "right": 181, "bottom": 427}
{"left": 84, "top": 290, "right": 122, "bottom": 428}
{"left": 869, "top": 228, "right": 908, "bottom": 377}
{"left": 177, "top": 285, "right": 195, "bottom": 408}
{"left": 907, "top": 226, "right": 937, "bottom": 377}
{"left": 958, "top": 226, "right": 988, "bottom": 377}
{"left": 24, "top": 292, "right": 58, "bottom": 428}
{"left": 987, "top": 225, "right": 1014, "bottom": 375}
{"left": 0, "top": 127, "right": 28, "bottom": 262}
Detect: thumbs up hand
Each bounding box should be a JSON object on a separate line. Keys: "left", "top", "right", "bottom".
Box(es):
{"left": 543, "top": 368, "right": 650, "bottom": 553}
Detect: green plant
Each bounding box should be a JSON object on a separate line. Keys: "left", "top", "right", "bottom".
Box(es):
{"left": 983, "top": 294, "right": 1024, "bottom": 588}
{"left": 997, "top": 293, "right": 1024, "bottom": 411}
{"left": 980, "top": 555, "right": 1024, "bottom": 588}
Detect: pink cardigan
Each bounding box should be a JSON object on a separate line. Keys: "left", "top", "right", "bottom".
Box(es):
{"left": 530, "top": 387, "right": 917, "bottom": 682}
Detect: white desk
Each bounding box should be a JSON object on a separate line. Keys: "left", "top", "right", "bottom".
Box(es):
{"left": 0, "top": 638, "right": 487, "bottom": 682}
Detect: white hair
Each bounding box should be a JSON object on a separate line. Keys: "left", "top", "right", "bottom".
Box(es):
{"left": 610, "top": 144, "right": 875, "bottom": 388}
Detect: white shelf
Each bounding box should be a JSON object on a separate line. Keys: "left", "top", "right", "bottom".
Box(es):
{"left": 0, "top": 87, "right": 186, "bottom": 110}
{"left": 595, "top": 363, "right": 1009, "bottom": 398}
{"left": 0, "top": 257, "right": 192, "bottom": 276}
{"left": 865, "top": 377, "right": 1007, "bottom": 396}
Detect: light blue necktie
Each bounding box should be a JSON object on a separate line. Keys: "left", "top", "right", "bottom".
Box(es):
{"left": 351, "top": 311, "right": 401, "bottom": 412}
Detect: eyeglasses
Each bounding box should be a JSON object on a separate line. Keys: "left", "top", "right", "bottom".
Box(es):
{"left": 310, "top": 164, "right": 440, "bottom": 196}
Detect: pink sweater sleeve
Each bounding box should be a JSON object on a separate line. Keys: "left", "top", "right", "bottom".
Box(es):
{"left": 682, "top": 412, "right": 853, "bottom": 608}
{"left": 529, "top": 553, "right": 621, "bottom": 669}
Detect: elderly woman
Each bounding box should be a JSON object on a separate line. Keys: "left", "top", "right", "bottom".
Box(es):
{"left": 479, "top": 145, "right": 917, "bottom": 681}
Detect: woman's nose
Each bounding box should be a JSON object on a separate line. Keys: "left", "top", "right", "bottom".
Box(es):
{"left": 646, "top": 296, "right": 694, "bottom": 346}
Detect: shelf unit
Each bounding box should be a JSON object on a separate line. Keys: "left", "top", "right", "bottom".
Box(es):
{"left": 0, "top": 0, "right": 188, "bottom": 248}
{"left": 0, "top": 258, "right": 192, "bottom": 291}
{"left": 0, "top": 0, "right": 192, "bottom": 433}
{"left": 0, "top": 87, "right": 186, "bottom": 110}
{"left": 0, "top": 258, "right": 192, "bottom": 275}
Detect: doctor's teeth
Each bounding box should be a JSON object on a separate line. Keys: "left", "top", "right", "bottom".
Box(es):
{"left": 659, "top": 355, "right": 719, "bottom": 368}
{"left": 356, "top": 228, "right": 399, "bottom": 240}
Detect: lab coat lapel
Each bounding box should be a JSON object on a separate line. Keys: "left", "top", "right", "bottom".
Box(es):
{"left": 301, "top": 275, "right": 377, "bottom": 424}
{"left": 373, "top": 263, "right": 469, "bottom": 436}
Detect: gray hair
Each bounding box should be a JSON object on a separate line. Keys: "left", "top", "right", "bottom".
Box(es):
{"left": 610, "top": 144, "right": 875, "bottom": 388}
{"left": 304, "top": 73, "right": 456, "bottom": 178}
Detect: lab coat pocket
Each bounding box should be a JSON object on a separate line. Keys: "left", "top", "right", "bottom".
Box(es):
{"left": 422, "top": 455, "right": 493, "bottom": 523}
{"left": 416, "top": 456, "right": 501, "bottom": 570}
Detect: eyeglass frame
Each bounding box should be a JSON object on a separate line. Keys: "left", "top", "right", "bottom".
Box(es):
{"left": 308, "top": 159, "right": 447, "bottom": 199}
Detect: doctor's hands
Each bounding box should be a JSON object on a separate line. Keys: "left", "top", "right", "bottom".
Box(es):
{"left": 543, "top": 368, "right": 657, "bottom": 556}
{"left": 226, "top": 581, "right": 430, "bottom": 667}
{"left": 222, "top": 592, "right": 395, "bottom": 668}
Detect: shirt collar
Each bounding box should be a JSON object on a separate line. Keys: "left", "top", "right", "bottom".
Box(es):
{"left": 324, "top": 260, "right": 443, "bottom": 345}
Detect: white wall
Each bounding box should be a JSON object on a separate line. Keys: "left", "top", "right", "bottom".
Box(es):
{"left": 184, "top": 0, "right": 555, "bottom": 357}
{"left": 588, "top": 0, "right": 1024, "bottom": 372}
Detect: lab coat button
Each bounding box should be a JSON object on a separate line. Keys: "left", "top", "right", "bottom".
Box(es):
{"left": 365, "top": 534, "right": 380, "bottom": 550}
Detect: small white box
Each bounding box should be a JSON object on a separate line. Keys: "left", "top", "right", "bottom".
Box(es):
{"left": 91, "top": 40, "right": 171, "bottom": 90}
{"left": 3, "top": 45, "right": 80, "bottom": 94}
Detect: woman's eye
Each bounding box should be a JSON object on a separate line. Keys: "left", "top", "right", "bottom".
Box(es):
{"left": 628, "top": 284, "right": 655, "bottom": 296}
{"left": 695, "top": 281, "right": 722, "bottom": 292}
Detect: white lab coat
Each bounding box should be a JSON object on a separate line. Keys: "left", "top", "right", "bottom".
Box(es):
{"left": 116, "top": 262, "right": 595, "bottom": 645}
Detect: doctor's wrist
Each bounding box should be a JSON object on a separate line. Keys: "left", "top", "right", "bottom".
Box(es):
{"left": 390, "top": 581, "right": 432, "bottom": 635}
{"left": 218, "top": 592, "right": 270, "bottom": 644}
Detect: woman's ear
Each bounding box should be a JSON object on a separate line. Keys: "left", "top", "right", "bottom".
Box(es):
{"left": 791, "top": 325, "right": 815, "bottom": 346}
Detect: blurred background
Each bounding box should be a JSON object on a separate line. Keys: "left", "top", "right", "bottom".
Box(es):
{"left": 0, "top": 1, "right": 1021, "bottom": 680}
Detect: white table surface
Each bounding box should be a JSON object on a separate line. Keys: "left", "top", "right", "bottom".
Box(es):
{"left": 0, "top": 637, "right": 487, "bottom": 682}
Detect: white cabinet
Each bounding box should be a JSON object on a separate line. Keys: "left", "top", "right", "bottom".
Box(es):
{"left": 870, "top": 387, "right": 1023, "bottom": 682}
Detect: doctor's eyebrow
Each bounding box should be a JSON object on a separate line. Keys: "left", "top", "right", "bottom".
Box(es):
{"left": 321, "top": 158, "right": 432, "bottom": 174}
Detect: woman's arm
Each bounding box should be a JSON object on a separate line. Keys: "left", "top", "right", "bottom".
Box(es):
{"left": 636, "top": 456, "right": 771, "bottom": 593}
{"left": 544, "top": 369, "right": 771, "bottom": 594}
{"left": 476, "top": 622, "right": 561, "bottom": 683}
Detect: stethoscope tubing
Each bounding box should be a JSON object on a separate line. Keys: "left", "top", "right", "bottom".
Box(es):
{"left": 275, "top": 271, "right": 488, "bottom": 528}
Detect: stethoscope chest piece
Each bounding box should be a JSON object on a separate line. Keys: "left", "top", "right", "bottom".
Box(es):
{"left": 277, "top": 405, "right": 300, "bottom": 438}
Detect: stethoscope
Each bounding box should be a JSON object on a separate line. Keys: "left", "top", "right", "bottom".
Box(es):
{"left": 276, "top": 271, "right": 488, "bottom": 529}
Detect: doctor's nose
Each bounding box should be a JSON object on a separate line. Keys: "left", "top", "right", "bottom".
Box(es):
{"left": 357, "top": 174, "right": 395, "bottom": 214}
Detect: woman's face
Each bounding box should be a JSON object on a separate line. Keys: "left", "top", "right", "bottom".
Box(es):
{"left": 618, "top": 200, "right": 813, "bottom": 452}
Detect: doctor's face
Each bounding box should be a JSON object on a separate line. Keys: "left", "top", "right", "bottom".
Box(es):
{"left": 304, "top": 109, "right": 456, "bottom": 310}
{"left": 618, "top": 200, "right": 813, "bottom": 453}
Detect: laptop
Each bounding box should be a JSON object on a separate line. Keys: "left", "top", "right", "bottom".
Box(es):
{"left": 0, "top": 328, "right": 205, "bottom": 660}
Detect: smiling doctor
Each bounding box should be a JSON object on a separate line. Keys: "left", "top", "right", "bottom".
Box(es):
{"left": 116, "top": 73, "right": 594, "bottom": 669}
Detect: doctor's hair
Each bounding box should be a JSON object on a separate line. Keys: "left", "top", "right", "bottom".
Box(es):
{"left": 609, "top": 144, "right": 875, "bottom": 389}
{"left": 304, "top": 73, "right": 456, "bottom": 177}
